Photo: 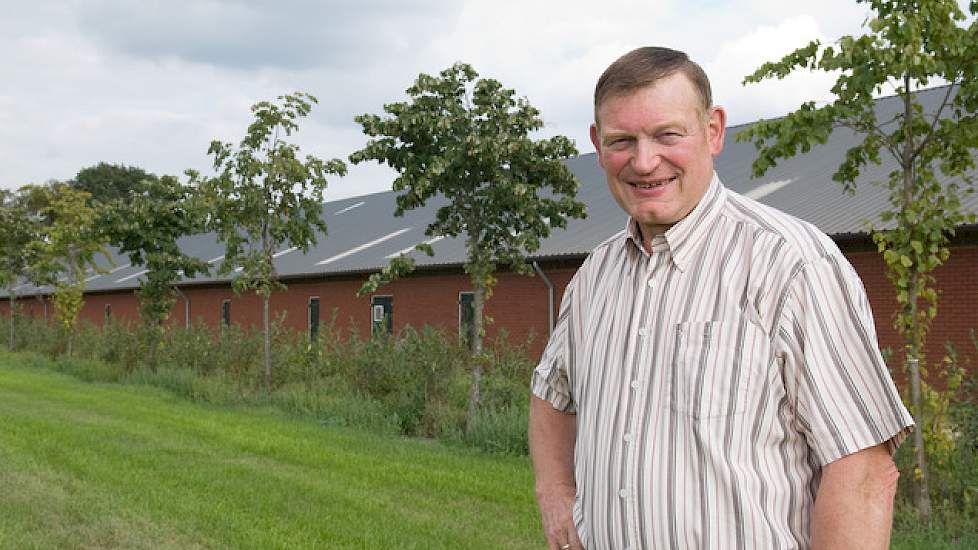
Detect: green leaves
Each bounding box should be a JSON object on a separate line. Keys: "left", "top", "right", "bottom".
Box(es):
{"left": 101, "top": 174, "right": 210, "bottom": 332}
{"left": 25, "top": 183, "right": 112, "bottom": 353}
{"left": 744, "top": 1, "right": 978, "bottom": 515}
{"left": 194, "top": 92, "right": 347, "bottom": 382}
{"left": 0, "top": 189, "right": 39, "bottom": 293}
{"left": 196, "top": 92, "right": 347, "bottom": 297}
{"left": 349, "top": 62, "right": 586, "bottom": 360}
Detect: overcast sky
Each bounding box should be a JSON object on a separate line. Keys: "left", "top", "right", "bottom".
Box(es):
{"left": 1, "top": 0, "right": 877, "bottom": 200}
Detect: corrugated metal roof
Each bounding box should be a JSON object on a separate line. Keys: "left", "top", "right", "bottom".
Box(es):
{"left": 8, "top": 85, "right": 978, "bottom": 298}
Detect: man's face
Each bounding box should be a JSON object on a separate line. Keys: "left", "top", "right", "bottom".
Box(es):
{"left": 590, "top": 72, "right": 726, "bottom": 239}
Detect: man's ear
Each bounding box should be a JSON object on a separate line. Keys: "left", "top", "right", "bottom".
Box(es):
{"left": 707, "top": 106, "right": 727, "bottom": 156}
{"left": 590, "top": 123, "right": 605, "bottom": 168}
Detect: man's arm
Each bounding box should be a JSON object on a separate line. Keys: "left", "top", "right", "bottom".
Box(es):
{"left": 529, "top": 395, "right": 582, "bottom": 550}
{"left": 811, "top": 443, "right": 900, "bottom": 550}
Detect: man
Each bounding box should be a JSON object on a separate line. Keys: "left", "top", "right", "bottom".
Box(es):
{"left": 529, "top": 47, "right": 914, "bottom": 550}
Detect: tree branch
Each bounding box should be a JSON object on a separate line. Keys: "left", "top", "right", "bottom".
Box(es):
{"left": 912, "top": 81, "right": 957, "bottom": 162}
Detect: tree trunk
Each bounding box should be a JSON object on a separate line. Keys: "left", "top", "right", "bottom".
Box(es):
{"left": 907, "top": 354, "right": 931, "bottom": 517}
{"left": 465, "top": 281, "right": 485, "bottom": 434}
{"left": 146, "top": 320, "right": 161, "bottom": 373}
{"left": 901, "top": 79, "right": 931, "bottom": 517}
{"left": 8, "top": 287, "right": 16, "bottom": 350}
{"left": 263, "top": 292, "right": 272, "bottom": 389}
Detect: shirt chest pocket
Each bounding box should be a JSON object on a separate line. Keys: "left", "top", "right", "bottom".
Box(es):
{"left": 668, "top": 320, "right": 769, "bottom": 420}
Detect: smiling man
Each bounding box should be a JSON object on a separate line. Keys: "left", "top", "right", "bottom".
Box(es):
{"left": 528, "top": 47, "right": 914, "bottom": 550}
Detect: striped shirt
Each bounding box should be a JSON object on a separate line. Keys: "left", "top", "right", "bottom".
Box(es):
{"left": 531, "top": 174, "right": 914, "bottom": 550}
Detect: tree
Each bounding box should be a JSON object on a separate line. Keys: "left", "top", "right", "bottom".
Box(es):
{"left": 102, "top": 175, "right": 210, "bottom": 369}
{"left": 737, "top": 0, "right": 978, "bottom": 517}
{"left": 350, "top": 63, "right": 586, "bottom": 430}
{"left": 30, "top": 183, "right": 111, "bottom": 357}
{"left": 192, "top": 92, "right": 347, "bottom": 388}
{"left": 71, "top": 162, "right": 158, "bottom": 205}
{"left": 0, "top": 188, "right": 40, "bottom": 349}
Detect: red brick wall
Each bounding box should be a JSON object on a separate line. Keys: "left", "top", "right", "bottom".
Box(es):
{"left": 846, "top": 244, "right": 978, "bottom": 377}
{"left": 0, "top": 263, "right": 576, "bottom": 359}
{"left": 3, "top": 248, "right": 974, "bottom": 375}
{"left": 0, "top": 295, "right": 52, "bottom": 321}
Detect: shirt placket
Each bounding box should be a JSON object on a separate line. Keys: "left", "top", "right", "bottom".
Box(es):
{"left": 622, "top": 247, "right": 667, "bottom": 550}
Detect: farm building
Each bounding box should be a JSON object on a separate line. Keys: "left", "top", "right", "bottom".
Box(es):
{"left": 3, "top": 85, "right": 978, "bottom": 370}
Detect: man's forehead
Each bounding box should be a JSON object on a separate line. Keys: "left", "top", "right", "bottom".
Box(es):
{"left": 594, "top": 73, "right": 707, "bottom": 128}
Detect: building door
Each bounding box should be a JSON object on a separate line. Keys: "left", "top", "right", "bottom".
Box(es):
{"left": 308, "top": 297, "right": 320, "bottom": 340}
{"left": 459, "top": 292, "right": 475, "bottom": 351}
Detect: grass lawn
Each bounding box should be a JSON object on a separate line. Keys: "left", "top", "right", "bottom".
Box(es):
{"left": 0, "top": 353, "right": 542, "bottom": 549}
{"left": 1, "top": 350, "right": 974, "bottom": 549}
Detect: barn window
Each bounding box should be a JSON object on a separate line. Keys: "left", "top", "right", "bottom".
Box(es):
{"left": 104, "top": 304, "right": 112, "bottom": 324}
{"left": 221, "top": 299, "right": 231, "bottom": 326}
{"left": 371, "top": 295, "right": 393, "bottom": 336}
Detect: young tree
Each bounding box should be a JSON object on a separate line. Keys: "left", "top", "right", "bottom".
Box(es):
{"left": 0, "top": 189, "right": 40, "bottom": 349}
{"left": 737, "top": 0, "right": 978, "bottom": 516}
{"left": 31, "top": 183, "right": 111, "bottom": 357}
{"left": 350, "top": 63, "right": 586, "bottom": 429}
{"left": 193, "top": 92, "right": 347, "bottom": 388}
{"left": 102, "top": 175, "right": 210, "bottom": 369}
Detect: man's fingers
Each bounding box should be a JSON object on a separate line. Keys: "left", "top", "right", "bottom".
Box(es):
{"left": 547, "top": 523, "right": 584, "bottom": 550}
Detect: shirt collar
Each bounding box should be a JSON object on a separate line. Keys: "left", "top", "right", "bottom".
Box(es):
{"left": 622, "top": 172, "right": 727, "bottom": 272}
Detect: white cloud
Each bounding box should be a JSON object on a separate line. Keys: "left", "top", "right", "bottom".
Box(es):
{"left": 0, "top": 0, "right": 932, "bottom": 198}
{"left": 706, "top": 15, "right": 839, "bottom": 125}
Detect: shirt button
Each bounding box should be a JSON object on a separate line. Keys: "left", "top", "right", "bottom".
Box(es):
{"left": 630, "top": 380, "right": 640, "bottom": 389}
{"left": 619, "top": 489, "right": 628, "bottom": 498}
{"left": 647, "top": 278, "right": 654, "bottom": 288}
{"left": 623, "top": 433, "right": 633, "bottom": 443}
{"left": 638, "top": 328, "right": 649, "bottom": 337}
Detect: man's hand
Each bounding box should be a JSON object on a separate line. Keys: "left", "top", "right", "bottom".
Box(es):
{"left": 536, "top": 482, "right": 583, "bottom": 550}
{"left": 529, "top": 395, "right": 583, "bottom": 549}
{"left": 811, "top": 443, "right": 899, "bottom": 550}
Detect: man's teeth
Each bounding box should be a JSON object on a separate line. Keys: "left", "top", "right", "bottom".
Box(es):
{"left": 635, "top": 177, "right": 674, "bottom": 189}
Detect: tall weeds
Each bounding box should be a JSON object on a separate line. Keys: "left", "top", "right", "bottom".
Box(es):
{"left": 0, "top": 313, "right": 533, "bottom": 454}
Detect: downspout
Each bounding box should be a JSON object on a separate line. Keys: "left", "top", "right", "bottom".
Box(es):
{"left": 532, "top": 261, "right": 555, "bottom": 336}
{"left": 173, "top": 286, "right": 190, "bottom": 328}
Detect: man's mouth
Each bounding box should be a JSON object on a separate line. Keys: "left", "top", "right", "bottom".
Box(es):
{"left": 631, "top": 176, "right": 677, "bottom": 190}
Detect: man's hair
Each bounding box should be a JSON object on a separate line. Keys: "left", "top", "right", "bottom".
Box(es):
{"left": 594, "top": 47, "right": 713, "bottom": 123}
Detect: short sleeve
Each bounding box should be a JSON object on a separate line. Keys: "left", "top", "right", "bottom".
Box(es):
{"left": 779, "top": 253, "right": 914, "bottom": 465}
{"left": 531, "top": 272, "right": 579, "bottom": 414}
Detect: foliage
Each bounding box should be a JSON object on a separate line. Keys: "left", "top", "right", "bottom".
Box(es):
{"left": 193, "top": 92, "right": 347, "bottom": 387}
{"left": 101, "top": 174, "right": 210, "bottom": 368}
{"left": 0, "top": 188, "right": 42, "bottom": 349}
{"left": 895, "top": 338, "right": 978, "bottom": 531}
{"left": 350, "top": 62, "right": 585, "bottom": 428}
{"left": 0, "top": 314, "right": 534, "bottom": 455}
{"left": 28, "top": 183, "right": 111, "bottom": 357}
{"left": 71, "top": 161, "right": 158, "bottom": 205}
{"left": 738, "top": 0, "right": 978, "bottom": 516}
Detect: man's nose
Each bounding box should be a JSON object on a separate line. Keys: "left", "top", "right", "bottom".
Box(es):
{"left": 629, "top": 139, "right": 662, "bottom": 174}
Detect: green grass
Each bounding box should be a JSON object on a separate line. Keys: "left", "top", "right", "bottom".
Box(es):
{"left": 2, "top": 350, "right": 974, "bottom": 549}
{"left": 0, "top": 351, "right": 541, "bottom": 549}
